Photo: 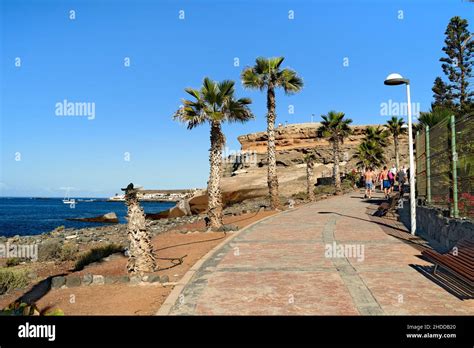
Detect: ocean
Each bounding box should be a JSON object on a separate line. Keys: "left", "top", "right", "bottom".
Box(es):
{"left": 0, "top": 197, "right": 175, "bottom": 237}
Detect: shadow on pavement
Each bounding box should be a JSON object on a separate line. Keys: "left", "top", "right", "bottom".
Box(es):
{"left": 410, "top": 263, "right": 473, "bottom": 300}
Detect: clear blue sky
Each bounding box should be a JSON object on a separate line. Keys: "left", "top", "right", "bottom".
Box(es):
{"left": 1, "top": 0, "right": 472, "bottom": 197}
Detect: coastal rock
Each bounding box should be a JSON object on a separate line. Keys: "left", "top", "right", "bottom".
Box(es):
{"left": 67, "top": 212, "right": 119, "bottom": 223}
{"left": 188, "top": 194, "right": 208, "bottom": 215}
{"left": 168, "top": 199, "right": 192, "bottom": 218}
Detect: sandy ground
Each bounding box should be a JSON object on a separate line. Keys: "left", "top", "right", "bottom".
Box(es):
{"left": 0, "top": 210, "right": 276, "bottom": 315}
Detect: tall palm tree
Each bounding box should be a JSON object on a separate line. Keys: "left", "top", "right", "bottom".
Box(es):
{"left": 385, "top": 116, "right": 407, "bottom": 169}
{"left": 304, "top": 152, "right": 316, "bottom": 201}
{"left": 174, "top": 78, "right": 253, "bottom": 230}
{"left": 318, "top": 111, "right": 353, "bottom": 194}
{"left": 241, "top": 57, "right": 303, "bottom": 209}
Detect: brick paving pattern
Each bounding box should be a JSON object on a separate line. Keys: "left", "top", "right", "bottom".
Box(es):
{"left": 167, "top": 193, "right": 474, "bottom": 315}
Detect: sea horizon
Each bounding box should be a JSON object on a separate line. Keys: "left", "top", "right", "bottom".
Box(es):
{"left": 0, "top": 197, "right": 175, "bottom": 237}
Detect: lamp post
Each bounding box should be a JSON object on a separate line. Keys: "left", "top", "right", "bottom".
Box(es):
{"left": 384, "top": 73, "right": 416, "bottom": 235}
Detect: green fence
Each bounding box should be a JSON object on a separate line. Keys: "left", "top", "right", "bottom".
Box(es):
{"left": 416, "top": 113, "right": 474, "bottom": 219}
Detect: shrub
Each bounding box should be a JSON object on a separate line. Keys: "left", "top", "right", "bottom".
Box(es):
{"left": 6, "top": 258, "right": 25, "bottom": 267}
{"left": 1, "top": 301, "right": 64, "bottom": 316}
{"left": 74, "top": 243, "right": 123, "bottom": 271}
{"left": 0, "top": 269, "right": 30, "bottom": 295}
{"left": 38, "top": 240, "right": 79, "bottom": 262}
{"left": 58, "top": 243, "right": 79, "bottom": 262}
{"left": 292, "top": 192, "right": 308, "bottom": 200}
{"left": 38, "top": 240, "right": 62, "bottom": 261}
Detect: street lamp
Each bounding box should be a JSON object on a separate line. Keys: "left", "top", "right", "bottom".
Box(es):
{"left": 384, "top": 73, "right": 416, "bottom": 235}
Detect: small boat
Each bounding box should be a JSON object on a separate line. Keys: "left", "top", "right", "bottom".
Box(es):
{"left": 62, "top": 188, "right": 76, "bottom": 206}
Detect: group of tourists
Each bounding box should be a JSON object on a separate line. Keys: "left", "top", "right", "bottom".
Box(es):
{"left": 360, "top": 165, "right": 408, "bottom": 200}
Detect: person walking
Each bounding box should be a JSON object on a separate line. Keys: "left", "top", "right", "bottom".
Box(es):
{"left": 363, "top": 167, "right": 375, "bottom": 199}
{"left": 397, "top": 165, "right": 407, "bottom": 195}
{"left": 379, "top": 166, "right": 391, "bottom": 199}
{"left": 389, "top": 164, "right": 397, "bottom": 193}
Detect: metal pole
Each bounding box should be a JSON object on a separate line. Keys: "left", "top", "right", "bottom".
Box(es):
{"left": 450, "top": 115, "right": 459, "bottom": 218}
{"left": 406, "top": 83, "right": 416, "bottom": 235}
{"left": 426, "top": 125, "right": 431, "bottom": 204}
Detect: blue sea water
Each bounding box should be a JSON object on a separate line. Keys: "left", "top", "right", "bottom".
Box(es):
{"left": 0, "top": 197, "right": 175, "bottom": 237}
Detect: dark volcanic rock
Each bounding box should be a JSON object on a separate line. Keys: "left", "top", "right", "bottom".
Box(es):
{"left": 67, "top": 212, "right": 119, "bottom": 223}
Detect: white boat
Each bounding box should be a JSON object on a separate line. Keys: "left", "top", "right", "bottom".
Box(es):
{"left": 62, "top": 188, "right": 76, "bottom": 205}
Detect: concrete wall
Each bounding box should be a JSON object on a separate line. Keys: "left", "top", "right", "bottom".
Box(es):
{"left": 416, "top": 205, "right": 474, "bottom": 251}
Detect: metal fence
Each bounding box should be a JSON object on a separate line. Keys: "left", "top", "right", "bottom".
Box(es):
{"left": 416, "top": 113, "right": 474, "bottom": 219}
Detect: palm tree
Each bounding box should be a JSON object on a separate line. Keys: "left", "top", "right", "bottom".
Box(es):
{"left": 241, "top": 57, "right": 303, "bottom": 209}
{"left": 355, "top": 126, "right": 388, "bottom": 170}
{"left": 318, "top": 111, "right": 353, "bottom": 194}
{"left": 123, "top": 183, "right": 156, "bottom": 275}
{"left": 174, "top": 78, "right": 253, "bottom": 230}
{"left": 304, "top": 152, "right": 316, "bottom": 201}
{"left": 385, "top": 117, "right": 407, "bottom": 169}
{"left": 418, "top": 106, "right": 453, "bottom": 129}
{"left": 364, "top": 126, "right": 389, "bottom": 146}
{"left": 355, "top": 139, "right": 385, "bottom": 170}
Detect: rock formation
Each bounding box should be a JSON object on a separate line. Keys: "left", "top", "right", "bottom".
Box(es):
{"left": 67, "top": 212, "right": 119, "bottom": 223}
{"left": 221, "top": 122, "right": 409, "bottom": 197}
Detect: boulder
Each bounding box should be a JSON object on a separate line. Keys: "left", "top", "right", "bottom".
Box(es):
{"left": 67, "top": 212, "right": 118, "bottom": 223}
{"left": 188, "top": 194, "right": 208, "bottom": 215}
{"left": 168, "top": 199, "right": 192, "bottom": 218}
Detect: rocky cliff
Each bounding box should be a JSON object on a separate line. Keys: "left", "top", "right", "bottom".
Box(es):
{"left": 220, "top": 123, "right": 409, "bottom": 197}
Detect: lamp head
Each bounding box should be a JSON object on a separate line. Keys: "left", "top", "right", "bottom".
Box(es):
{"left": 384, "top": 73, "right": 409, "bottom": 86}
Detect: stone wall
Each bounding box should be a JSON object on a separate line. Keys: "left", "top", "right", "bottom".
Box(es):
{"left": 416, "top": 205, "right": 474, "bottom": 251}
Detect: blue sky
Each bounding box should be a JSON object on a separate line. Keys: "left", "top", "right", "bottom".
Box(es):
{"left": 1, "top": 0, "right": 473, "bottom": 197}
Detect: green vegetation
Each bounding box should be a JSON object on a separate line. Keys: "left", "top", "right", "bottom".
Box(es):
{"left": 418, "top": 106, "right": 453, "bottom": 129}
{"left": 74, "top": 243, "right": 124, "bottom": 271}
{"left": 0, "top": 268, "right": 30, "bottom": 295}
{"left": 5, "top": 258, "right": 27, "bottom": 267}
{"left": 355, "top": 126, "right": 388, "bottom": 169}
{"left": 428, "top": 16, "right": 473, "bottom": 116}
{"left": 1, "top": 301, "right": 64, "bottom": 316}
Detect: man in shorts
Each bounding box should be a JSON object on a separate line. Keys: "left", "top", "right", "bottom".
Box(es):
{"left": 364, "top": 167, "right": 375, "bottom": 199}
{"left": 379, "top": 166, "right": 391, "bottom": 199}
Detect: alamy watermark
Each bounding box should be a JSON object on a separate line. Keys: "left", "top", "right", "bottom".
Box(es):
{"left": 55, "top": 99, "right": 96, "bottom": 120}
{"left": 0, "top": 243, "right": 38, "bottom": 261}
{"left": 325, "top": 241, "right": 365, "bottom": 262}
{"left": 380, "top": 99, "right": 420, "bottom": 118}
{"left": 222, "top": 147, "right": 257, "bottom": 165}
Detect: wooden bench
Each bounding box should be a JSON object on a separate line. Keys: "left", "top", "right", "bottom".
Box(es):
{"left": 373, "top": 192, "right": 401, "bottom": 218}
{"left": 421, "top": 240, "right": 474, "bottom": 288}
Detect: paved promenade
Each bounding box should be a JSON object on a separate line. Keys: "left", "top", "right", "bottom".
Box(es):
{"left": 162, "top": 192, "right": 474, "bottom": 315}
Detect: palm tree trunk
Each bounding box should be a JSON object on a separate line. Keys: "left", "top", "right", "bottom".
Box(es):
{"left": 207, "top": 121, "right": 224, "bottom": 230}
{"left": 306, "top": 160, "right": 315, "bottom": 201}
{"left": 124, "top": 187, "right": 156, "bottom": 275}
{"left": 266, "top": 84, "right": 280, "bottom": 210}
{"left": 333, "top": 140, "right": 342, "bottom": 194}
{"left": 394, "top": 135, "right": 400, "bottom": 170}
